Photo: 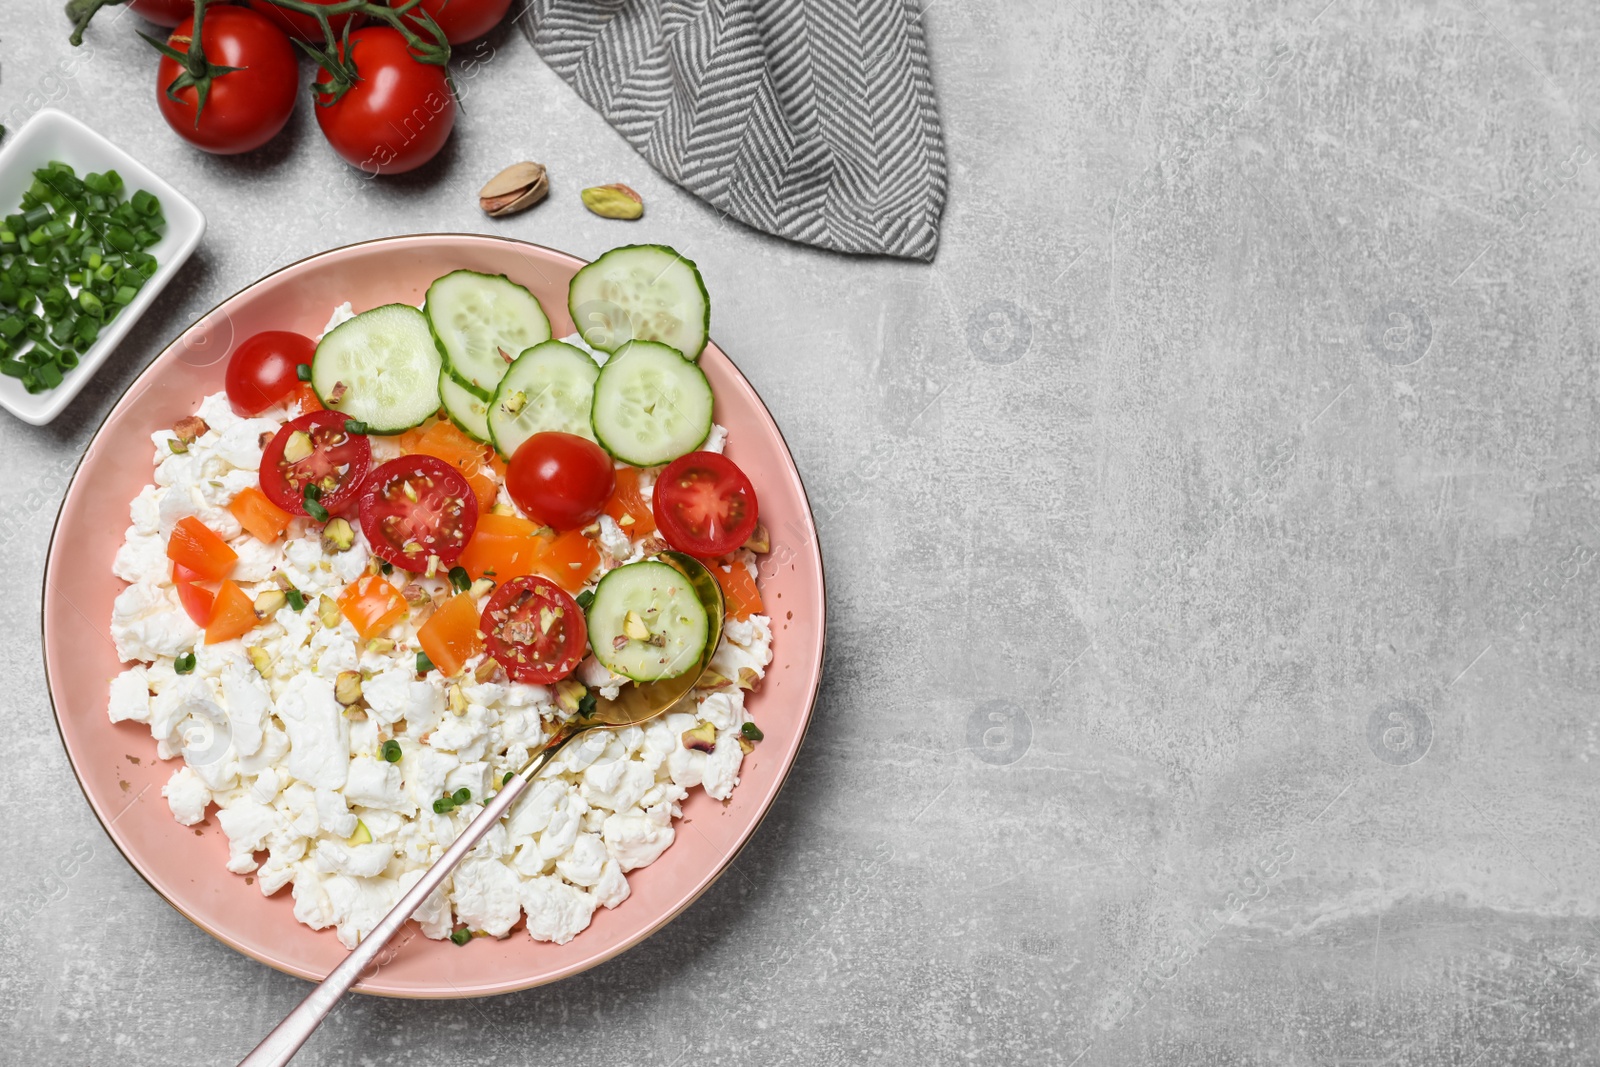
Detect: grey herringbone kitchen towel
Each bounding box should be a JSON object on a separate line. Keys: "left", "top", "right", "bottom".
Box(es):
{"left": 521, "top": 0, "right": 947, "bottom": 261}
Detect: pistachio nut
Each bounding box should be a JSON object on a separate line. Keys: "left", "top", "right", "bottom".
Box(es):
{"left": 581, "top": 183, "right": 643, "bottom": 220}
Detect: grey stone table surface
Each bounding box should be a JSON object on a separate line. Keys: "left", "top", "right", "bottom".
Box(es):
{"left": 4, "top": 1, "right": 1600, "bottom": 1064}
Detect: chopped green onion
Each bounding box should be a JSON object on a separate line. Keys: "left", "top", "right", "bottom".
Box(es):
{"left": 0, "top": 163, "right": 163, "bottom": 392}
{"left": 741, "top": 722, "right": 764, "bottom": 741}
{"left": 416, "top": 651, "right": 435, "bottom": 674}
{"left": 381, "top": 739, "right": 403, "bottom": 763}
{"left": 450, "top": 927, "right": 472, "bottom": 946}
{"left": 432, "top": 796, "right": 455, "bottom": 814}
{"left": 452, "top": 787, "right": 471, "bottom": 805}
{"left": 448, "top": 566, "right": 471, "bottom": 594}
{"left": 379, "top": 560, "right": 393, "bottom": 575}
{"left": 174, "top": 651, "right": 196, "bottom": 674}
{"left": 575, "top": 590, "right": 595, "bottom": 612}
{"left": 285, "top": 588, "right": 306, "bottom": 611}
{"left": 296, "top": 363, "right": 311, "bottom": 382}
{"left": 502, "top": 771, "right": 515, "bottom": 785}
{"left": 303, "top": 483, "right": 330, "bottom": 523}
{"left": 344, "top": 419, "right": 367, "bottom": 434}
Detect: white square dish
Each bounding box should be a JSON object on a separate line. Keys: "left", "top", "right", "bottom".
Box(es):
{"left": 0, "top": 108, "right": 204, "bottom": 426}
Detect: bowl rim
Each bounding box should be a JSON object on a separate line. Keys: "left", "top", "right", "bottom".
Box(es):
{"left": 0, "top": 107, "right": 206, "bottom": 426}
{"left": 42, "top": 232, "right": 828, "bottom": 997}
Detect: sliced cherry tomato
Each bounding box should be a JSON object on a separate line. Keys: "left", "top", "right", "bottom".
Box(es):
{"left": 603, "top": 466, "right": 656, "bottom": 538}
{"left": 155, "top": 8, "right": 298, "bottom": 155}
{"left": 479, "top": 576, "right": 586, "bottom": 684}
{"left": 172, "top": 562, "right": 215, "bottom": 627}
{"left": 358, "top": 455, "right": 479, "bottom": 572}
{"left": 533, "top": 528, "right": 600, "bottom": 594}
{"left": 225, "top": 331, "right": 317, "bottom": 416}
{"left": 398, "top": 420, "right": 501, "bottom": 513}
{"left": 714, "top": 562, "right": 763, "bottom": 622}
{"left": 206, "top": 580, "right": 260, "bottom": 644}
{"left": 338, "top": 575, "right": 409, "bottom": 640}
{"left": 227, "top": 486, "right": 293, "bottom": 544}
{"left": 506, "top": 431, "right": 614, "bottom": 532}
{"left": 166, "top": 516, "right": 238, "bottom": 581}
{"left": 244, "top": 0, "right": 365, "bottom": 40}
{"left": 652, "top": 452, "right": 759, "bottom": 559}
{"left": 259, "top": 410, "right": 371, "bottom": 517}
{"left": 417, "top": 592, "right": 486, "bottom": 678}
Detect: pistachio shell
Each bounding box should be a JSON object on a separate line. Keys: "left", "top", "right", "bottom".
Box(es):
{"left": 581, "top": 183, "right": 644, "bottom": 220}
{"left": 479, "top": 161, "right": 548, "bottom": 218}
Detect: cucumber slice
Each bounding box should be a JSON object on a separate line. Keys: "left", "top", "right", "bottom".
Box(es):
{"left": 568, "top": 244, "right": 710, "bottom": 361}
{"left": 312, "top": 304, "right": 442, "bottom": 434}
{"left": 424, "top": 270, "right": 551, "bottom": 400}
{"left": 586, "top": 560, "right": 711, "bottom": 682}
{"left": 590, "top": 340, "right": 713, "bottom": 467}
{"left": 439, "top": 370, "right": 492, "bottom": 443}
{"left": 487, "top": 340, "right": 600, "bottom": 458}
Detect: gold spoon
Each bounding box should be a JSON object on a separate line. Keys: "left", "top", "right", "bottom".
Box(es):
{"left": 239, "top": 552, "right": 725, "bottom": 1067}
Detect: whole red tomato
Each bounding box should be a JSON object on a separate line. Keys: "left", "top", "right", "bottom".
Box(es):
{"left": 506, "top": 432, "right": 615, "bottom": 531}
{"left": 224, "top": 331, "right": 317, "bottom": 416}
{"left": 126, "top": 0, "right": 195, "bottom": 27}
{"left": 244, "top": 0, "right": 365, "bottom": 40}
{"left": 397, "top": 0, "right": 511, "bottom": 44}
{"left": 155, "top": 7, "right": 298, "bottom": 155}
{"left": 313, "top": 28, "right": 456, "bottom": 175}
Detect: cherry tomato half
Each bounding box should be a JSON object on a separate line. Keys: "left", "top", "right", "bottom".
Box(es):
{"left": 225, "top": 331, "right": 317, "bottom": 416}
{"left": 479, "top": 575, "right": 587, "bottom": 684}
{"left": 259, "top": 410, "right": 372, "bottom": 517}
{"left": 506, "top": 432, "right": 615, "bottom": 532}
{"left": 244, "top": 0, "right": 365, "bottom": 40}
{"left": 313, "top": 27, "right": 455, "bottom": 175}
{"left": 358, "top": 455, "right": 479, "bottom": 572}
{"left": 396, "top": 0, "right": 511, "bottom": 43}
{"left": 652, "top": 452, "right": 759, "bottom": 559}
{"left": 155, "top": 7, "right": 298, "bottom": 155}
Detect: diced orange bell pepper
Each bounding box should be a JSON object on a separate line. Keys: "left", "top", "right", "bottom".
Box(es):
{"left": 227, "top": 486, "right": 293, "bottom": 544}
{"left": 531, "top": 528, "right": 600, "bottom": 594}
{"left": 290, "top": 383, "right": 323, "bottom": 414}
{"left": 167, "top": 516, "right": 238, "bottom": 581}
{"left": 399, "top": 420, "right": 500, "bottom": 512}
{"left": 172, "top": 562, "right": 216, "bottom": 627}
{"left": 205, "top": 579, "right": 259, "bottom": 644}
{"left": 457, "top": 512, "right": 545, "bottom": 582}
{"left": 417, "top": 592, "right": 485, "bottom": 678}
{"left": 715, "top": 562, "right": 763, "bottom": 622}
{"left": 338, "top": 574, "right": 409, "bottom": 640}
{"left": 603, "top": 466, "right": 656, "bottom": 537}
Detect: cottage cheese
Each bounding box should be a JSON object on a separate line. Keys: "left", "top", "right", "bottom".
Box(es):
{"left": 109, "top": 387, "right": 772, "bottom": 949}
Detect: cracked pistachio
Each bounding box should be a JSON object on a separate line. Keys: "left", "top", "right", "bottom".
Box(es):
{"left": 253, "top": 589, "right": 287, "bottom": 618}
{"left": 321, "top": 517, "right": 355, "bottom": 553}
{"left": 335, "top": 670, "right": 364, "bottom": 706}
{"left": 479, "top": 161, "right": 549, "bottom": 218}
{"left": 681, "top": 722, "right": 716, "bottom": 753}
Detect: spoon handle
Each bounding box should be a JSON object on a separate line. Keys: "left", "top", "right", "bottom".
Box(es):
{"left": 236, "top": 771, "right": 528, "bottom": 1066}
{"left": 238, "top": 722, "right": 591, "bottom": 1066}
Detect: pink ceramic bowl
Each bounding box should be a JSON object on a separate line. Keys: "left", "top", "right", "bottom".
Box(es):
{"left": 42, "top": 234, "right": 825, "bottom": 997}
